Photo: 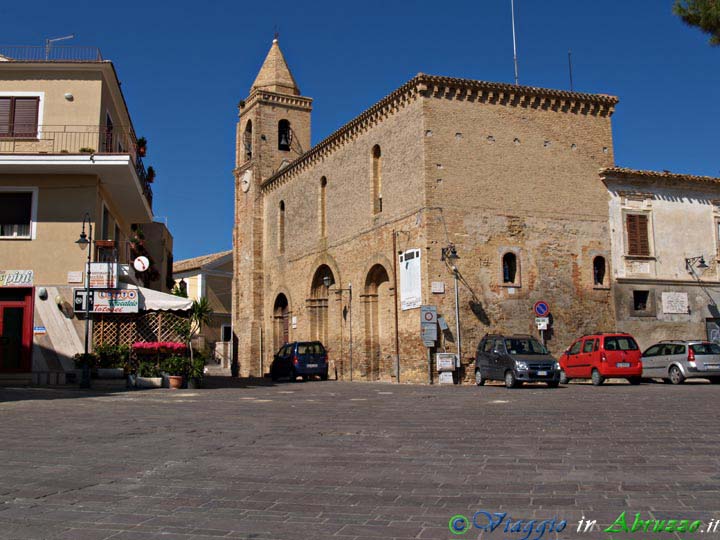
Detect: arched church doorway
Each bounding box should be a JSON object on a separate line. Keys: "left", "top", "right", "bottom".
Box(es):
{"left": 273, "top": 293, "right": 290, "bottom": 352}
{"left": 363, "top": 264, "right": 390, "bottom": 380}
{"left": 309, "top": 265, "right": 335, "bottom": 345}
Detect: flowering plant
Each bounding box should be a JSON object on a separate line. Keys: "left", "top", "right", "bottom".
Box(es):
{"left": 132, "top": 341, "right": 187, "bottom": 355}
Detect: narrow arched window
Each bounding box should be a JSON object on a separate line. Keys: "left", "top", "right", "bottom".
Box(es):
{"left": 243, "top": 120, "right": 252, "bottom": 160}
{"left": 593, "top": 256, "right": 606, "bottom": 286}
{"left": 320, "top": 176, "right": 327, "bottom": 238}
{"left": 278, "top": 119, "right": 291, "bottom": 151}
{"left": 502, "top": 252, "right": 517, "bottom": 284}
{"left": 279, "top": 200, "right": 285, "bottom": 254}
{"left": 372, "top": 145, "right": 382, "bottom": 214}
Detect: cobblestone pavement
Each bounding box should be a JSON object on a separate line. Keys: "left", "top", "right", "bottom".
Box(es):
{"left": 1, "top": 378, "right": 719, "bottom": 539}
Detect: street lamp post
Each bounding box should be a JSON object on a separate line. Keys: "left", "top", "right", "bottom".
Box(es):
{"left": 76, "top": 212, "right": 93, "bottom": 389}
{"left": 323, "top": 276, "right": 352, "bottom": 381}
{"left": 442, "top": 244, "right": 461, "bottom": 383}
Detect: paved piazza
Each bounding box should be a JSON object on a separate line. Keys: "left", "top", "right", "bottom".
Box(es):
{"left": 1, "top": 379, "right": 719, "bottom": 539}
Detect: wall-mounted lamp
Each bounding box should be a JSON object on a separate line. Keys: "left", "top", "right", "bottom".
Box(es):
{"left": 64, "top": 93, "right": 74, "bottom": 101}
{"left": 37, "top": 287, "right": 48, "bottom": 300}
{"left": 685, "top": 255, "right": 708, "bottom": 275}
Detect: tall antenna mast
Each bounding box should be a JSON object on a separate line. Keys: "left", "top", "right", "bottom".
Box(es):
{"left": 510, "top": 0, "right": 519, "bottom": 85}
{"left": 568, "top": 50, "right": 574, "bottom": 91}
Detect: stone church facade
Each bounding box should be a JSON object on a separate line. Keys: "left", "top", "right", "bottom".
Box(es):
{"left": 232, "top": 39, "right": 620, "bottom": 382}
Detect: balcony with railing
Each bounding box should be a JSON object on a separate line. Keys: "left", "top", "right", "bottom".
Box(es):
{"left": 0, "top": 124, "right": 153, "bottom": 211}
{"left": 0, "top": 45, "right": 103, "bottom": 62}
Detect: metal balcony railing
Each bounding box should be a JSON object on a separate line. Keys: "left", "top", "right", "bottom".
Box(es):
{"left": 0, "top": 46, "right": 103, "bottom": 62}
{"left": 0, "top": 125, "right": 152, "bottom": 208}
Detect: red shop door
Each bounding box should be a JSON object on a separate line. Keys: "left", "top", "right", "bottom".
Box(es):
{"left": 0, "top": 288, "right": 33, "bottom": 373}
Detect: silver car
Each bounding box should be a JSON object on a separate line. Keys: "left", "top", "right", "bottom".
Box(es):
{"left": 641, "top": 340, "right": 720, "bottom": 384}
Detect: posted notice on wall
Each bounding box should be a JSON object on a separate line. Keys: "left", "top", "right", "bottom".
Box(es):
{"left": 662, "top": 292, "right": 689, "bottom": 314}
{"left": 399, "top": 248, "right": 422, "bottom": 310}
{"left": 87, "top": 262, "right": 118, "bottom": 289}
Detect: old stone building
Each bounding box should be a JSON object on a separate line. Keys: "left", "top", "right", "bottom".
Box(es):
{"left": 232, "top": 38, "right": 622, "bottom": 382}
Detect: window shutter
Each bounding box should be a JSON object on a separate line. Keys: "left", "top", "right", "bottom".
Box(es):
{"left": 626, "top": 214, "right": 650, "bottom": 256}
{"left": 0, "top": 98, "right": 10, "bottom": 136}
{"left": 12, "top": 97, "right": 39, "bottom": 137}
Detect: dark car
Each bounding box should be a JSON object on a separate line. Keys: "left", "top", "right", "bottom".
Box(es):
{"left": 270, "top": 341, "right": 329, "bottom": 382}
{"left": 475, "top": 334, "right": 561, "bottom": 388}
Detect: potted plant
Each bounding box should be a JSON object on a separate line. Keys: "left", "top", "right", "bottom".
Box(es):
{"left": 146, "top": 166, "right": 156, "bottom": 183}
{"left": 136, "top": 137, "right": 147, "bottom": 157}
{"left": 187, "top": 355, "right": 206, "bottom": 389}
{"left": 79, "top": 147, "right": 96, "bottom": 153}
{"left": 136, "top": 360, "right": 163, "bottom": 388}
{"left": 95, "top": 344, "right": 129, "bottom": 379}
{"left": 162, "top": 355, "right": 188, "bottom": 389}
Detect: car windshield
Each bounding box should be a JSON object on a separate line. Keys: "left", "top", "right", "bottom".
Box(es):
{"left": 604, "top": 336, "right": 639, "bottom": 351}
{"left": 690, "top": 343, "right": 720, "bottom": 355}
{"left": 504, "top": 338, "right": 547, "bottom": 355}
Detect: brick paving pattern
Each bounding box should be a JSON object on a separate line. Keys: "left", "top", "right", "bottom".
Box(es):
{"left": 1, "top": 378, "right": 719, "bottom": 539}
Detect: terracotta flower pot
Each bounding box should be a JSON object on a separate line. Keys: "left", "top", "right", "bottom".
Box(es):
{"left": 168, "top": 375, "right": 183, "bottom": 389}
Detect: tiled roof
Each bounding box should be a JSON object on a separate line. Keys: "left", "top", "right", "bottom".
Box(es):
{"left": 601, "top": 167, "right": 720, "bottom": 185}
{"left": 173, "top": 250, "right": 232, "bottom": 274}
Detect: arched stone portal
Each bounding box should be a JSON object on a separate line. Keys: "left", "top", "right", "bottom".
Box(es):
{"left": 363, "top": 264, "right": 390, "bottom": 380}
{"left": 273, "top": 293, "right": 290, "bottom": 352}
{"left": 309, "top": 265, "right": 335, "bottom": 346}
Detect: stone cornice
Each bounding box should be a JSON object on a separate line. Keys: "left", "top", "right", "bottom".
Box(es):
{"left": 241, "top": 89, "right": 313, "bottom": 117}
{"left": 601, "top": 167, "right": 720, "bottom": 186}
{"left": 261, "top": 73, "right": 619, "bottom": 193}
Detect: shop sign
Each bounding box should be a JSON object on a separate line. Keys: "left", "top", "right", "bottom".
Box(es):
{"left": 0, "top": 270, "right": 33, "bottom": 287}
{"left": 87, "top": 262, "right": 118, "bottom": 289}
{"left": 74, "top": 288, "right": 139, "bottom": 313}
{"left": 93, "top": 289, "right": 139, "bottom": 313}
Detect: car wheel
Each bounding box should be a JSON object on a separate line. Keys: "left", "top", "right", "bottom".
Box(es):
{"left": 559, "top": 370, "right": 569, "bottom": 385}
{"left": 475, "top": 370, "right": 485, "bottom": 386}
{"left": 546, "top": 380, "right": 560, "bottom": 388}
{"left": 270, "top": 368, "right": 279, "bottom": 382}
{"left": 591, "top": 369, "right": 605, "bottom": 386}
{"left": 320, "top": 369, "right": 329, "bottom": 381}
{"left": 669, "top": 365, "right": 685, "bottom": 385}
{"left": 505, "top": 370, "right": 519, "bottom": 389}
{"left": 627, "top": 376, "right": 642, "bottom": 385}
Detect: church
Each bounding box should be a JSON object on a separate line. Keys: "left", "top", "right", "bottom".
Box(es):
{"left": 231, "top": 38, "right": 623, "bottom": 383}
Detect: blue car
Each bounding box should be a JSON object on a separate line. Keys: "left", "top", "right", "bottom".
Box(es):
{"left": 270, "top": 341, "right": 329, "bottom": 381}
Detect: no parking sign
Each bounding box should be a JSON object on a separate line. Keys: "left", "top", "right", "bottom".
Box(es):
{"left": 533, "top": 301, "right": 550, "bottom": 317}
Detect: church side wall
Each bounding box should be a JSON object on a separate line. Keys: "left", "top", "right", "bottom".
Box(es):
{"left": 422, "top": 94, "right": 618, "bottom": 371}
{"left": 261, "top": 97, "right": 433, "bottom": 382}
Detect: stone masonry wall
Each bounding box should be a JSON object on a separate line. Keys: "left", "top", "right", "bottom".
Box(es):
{"left": 423, "top": 92, "right": 618, "bottom": 375}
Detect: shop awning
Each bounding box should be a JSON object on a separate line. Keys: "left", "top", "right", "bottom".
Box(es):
{"left": 117, "top": 283, "right": 193, "bottom": 311}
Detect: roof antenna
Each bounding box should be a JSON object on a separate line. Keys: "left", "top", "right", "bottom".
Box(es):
{"left": 568, "top": 49, "right": 574, "bottom": 92}
{"left": 510, "top": 0, "right": 519, "bottom": 85}
{"left": 45, "top": 34, "right": 75, "bottom": 60}
{"left": 273, "top": 26, "right": 279, "bottom": 43}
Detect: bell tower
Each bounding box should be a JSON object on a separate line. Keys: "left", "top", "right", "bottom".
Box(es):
{"left": 232, "top": 38, "right": 312, "bottom": 376}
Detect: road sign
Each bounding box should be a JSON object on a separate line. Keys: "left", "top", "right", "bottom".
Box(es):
{"left": 421, "top": 305, "right": 437, "bottom": 324}
{"left": 535, "top": 316, "right": 550, "bottom": 331}
{"left": 421, "top": 323, "right": 437, "bottom": 343}
{"left": 533, "top": 301, "right": 550, "bottom": 317}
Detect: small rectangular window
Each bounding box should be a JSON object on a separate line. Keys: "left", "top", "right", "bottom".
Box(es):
{"left": 633, "top": 290, "right": 650, "bottom": 311}
{"left": 0, "top": 192, "right": 33, "bottom": 238}
{"left": 221, "top": 325, "right": 232, "bottom": 342}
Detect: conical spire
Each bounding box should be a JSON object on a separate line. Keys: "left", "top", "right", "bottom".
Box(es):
{"left": 251, "top": 38, "right": 300, "bottom": 96}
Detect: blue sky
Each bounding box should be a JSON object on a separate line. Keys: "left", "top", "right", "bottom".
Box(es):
{"left": 2, "top": 1, "right": 718, "bottom": 260}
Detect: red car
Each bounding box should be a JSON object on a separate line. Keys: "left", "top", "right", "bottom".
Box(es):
{"left": 559, "top": 333, "right": 643, "bottom": 386}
